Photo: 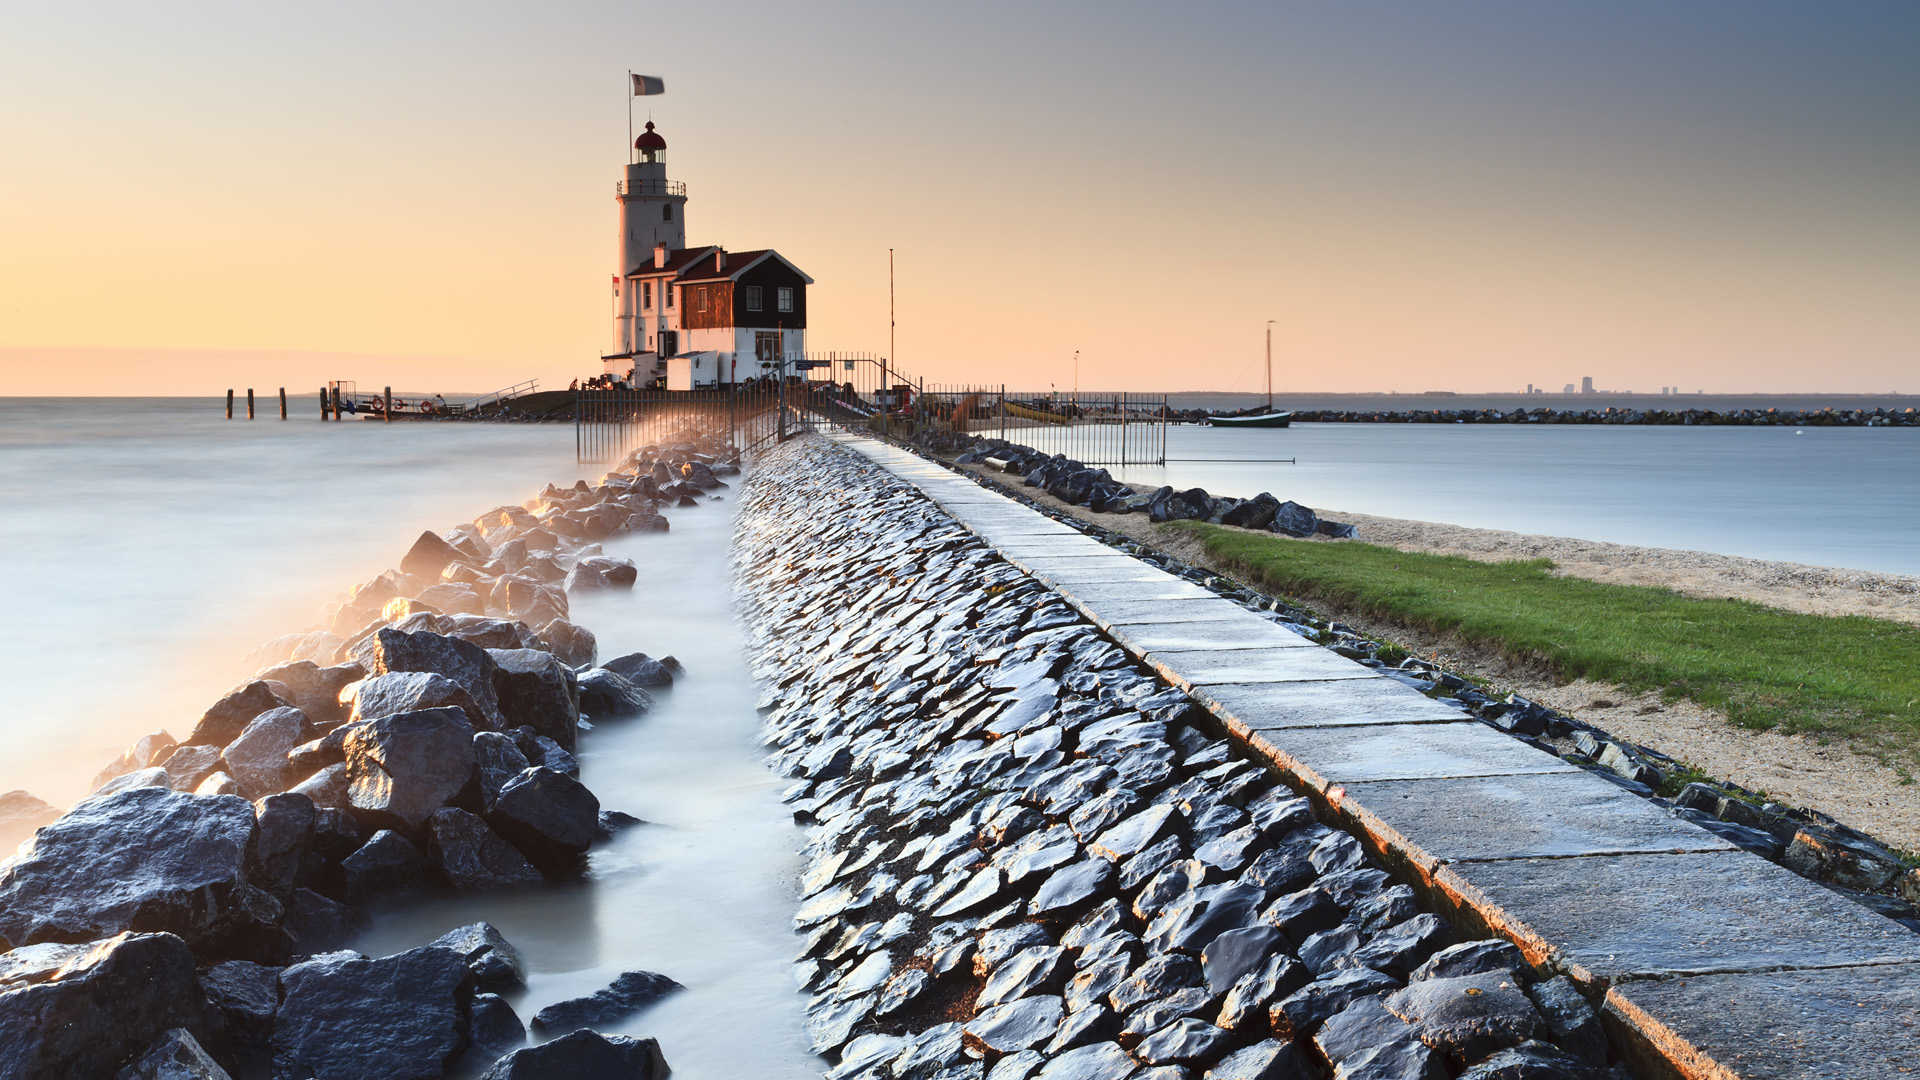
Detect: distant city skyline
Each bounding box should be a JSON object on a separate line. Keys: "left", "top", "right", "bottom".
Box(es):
{"left": 3, "top": 1, "right": 1917, "bottom": 396}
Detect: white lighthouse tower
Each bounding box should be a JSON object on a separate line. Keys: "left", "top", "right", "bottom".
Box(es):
{"left": 610, "top": 122, "right": 687, "bottom": 358}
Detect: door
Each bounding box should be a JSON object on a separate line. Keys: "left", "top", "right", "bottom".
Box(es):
{"left": 755, "top": 331, "right": 781, "bottom": 371}
{"left": 657, "top": 330, "right": 677, "bottom": 359}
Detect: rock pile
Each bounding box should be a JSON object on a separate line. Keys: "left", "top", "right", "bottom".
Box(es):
{"left": 736, "top": 437, "right": 1630, "bottom": 1080}
{"left": 945, "top": 436, "right": 1357, "bottom": 539}
{"left": 0, "top": 439, "right": 720, "bottom": 1078}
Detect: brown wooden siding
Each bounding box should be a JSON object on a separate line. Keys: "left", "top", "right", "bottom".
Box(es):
{"left": 680, "top": 282, "right": 734, "bottom": 330}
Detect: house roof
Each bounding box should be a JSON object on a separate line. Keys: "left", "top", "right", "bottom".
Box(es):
{"left": 627, "top": 246, "right": 718, "bottom": 278}
{"left": 628, "top": 245, "right": 814, "bottom": 284}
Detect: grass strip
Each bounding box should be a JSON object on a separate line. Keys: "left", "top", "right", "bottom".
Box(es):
{"left": 1172, "top": 522, "right": 1920, "bottom": 757}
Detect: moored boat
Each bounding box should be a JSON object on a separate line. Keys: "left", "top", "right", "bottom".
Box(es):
{"left": 1207, "top": 411, "right": 1292, "bottom": 428}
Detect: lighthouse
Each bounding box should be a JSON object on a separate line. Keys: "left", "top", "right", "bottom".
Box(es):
{"left": 610, "top": 123, "right": 686, "bottom": 358}
{"left": 601, "top": 115, "right": 812, "bottom": 388}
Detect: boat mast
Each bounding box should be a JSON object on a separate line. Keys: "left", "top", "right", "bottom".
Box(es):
{"left": 1265, "top": 319, "right": 1275, "bottom": 412}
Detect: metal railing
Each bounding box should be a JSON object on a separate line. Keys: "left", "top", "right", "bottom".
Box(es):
{"left": 616, "top": 179, "right": 687, "bottom": 197}
{"left": 575, "top": 384, "right": 792, "bottom": 464}
{"left": 462, "top": 378, "right": 540, "bottom": 413}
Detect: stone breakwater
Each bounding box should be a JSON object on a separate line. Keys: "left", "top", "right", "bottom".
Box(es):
{"left": 926, "top": 433, "right": 1357, "bottom": 541}
{"left": 735, "top": 436, "right": 1632, "bottom": 1080}
{"left": 1214, "top": 406, "right": 1918, "bottom": 427}
{"left": 0, "top": 438, "right": 730, "bottom": 1079}
{"left": 916, "top": 442, "right": 1920, "bottom": 933}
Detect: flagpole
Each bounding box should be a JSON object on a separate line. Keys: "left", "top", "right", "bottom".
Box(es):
{"left": 626, "top": 70, "right": 633, "bottom": 163}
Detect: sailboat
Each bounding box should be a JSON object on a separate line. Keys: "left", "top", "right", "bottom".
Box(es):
{"left": 1206, "top": 322, "right": 1292, "bottom": 428}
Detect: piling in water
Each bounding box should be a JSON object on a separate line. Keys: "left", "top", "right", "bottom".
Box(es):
{"left": 279, "top": 387, "right": 287, "bottom": 420}
{"left": 225, "top": 389, "right": 233, "bottom": 419}
{"left": 384, "top": 386, "right": 392, "bottom": 423}
{"left": 246, "top": 388, "right": 255, "bottom": 420}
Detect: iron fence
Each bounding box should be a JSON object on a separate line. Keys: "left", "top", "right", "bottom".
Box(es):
{"left": 575, "top": 385, "right": 791, "bottom": 464}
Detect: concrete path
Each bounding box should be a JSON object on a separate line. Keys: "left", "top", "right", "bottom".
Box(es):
{"left": 829, "top": 433, "right": 1920, "bottom": 1080}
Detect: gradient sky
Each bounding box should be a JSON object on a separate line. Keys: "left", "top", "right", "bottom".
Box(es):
{"left": 2, "top": 1, "right": 1916, "bottom": 394}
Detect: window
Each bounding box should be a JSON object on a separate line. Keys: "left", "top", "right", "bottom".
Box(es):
{"left": 744, "top": 285, "right": 763, "bottom": 312}
{"left": 693, "top": 287, "right": 708, "bottom": 314}
{"left": 666, "top": 286, "right": 674, "bottom": 308}
{"left": 642, "top": 282, "right": 652, "bottom": 309}
{"left": 777, "top": 286, "right": 794, "bottom": 313}
{"left": 662, "top": 204, "right": 673, "bottom": 222}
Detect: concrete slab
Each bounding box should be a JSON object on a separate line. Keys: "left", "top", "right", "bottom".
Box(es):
{"left": 1025, "top": 561, "right": 1185, "bottom": 586}
{"left": 1150, "top": 646, "right": 1382, "bottom": 686}
{"left": 1085, "top": 599, "right": 1263, "bottom": 626}
{"left": 1603, "top": 963, "right": 1920, "bottom": 1080}
{"left": 1056, "top": 579, "right": 1218, "bottom": 602}
{"left": 1262, "top": 722, "right": 1580, "bottom": 790}
{"left": 1437, "top": 850, "right": 1920, "bottom": 985}
{"left": 1106, "top": 618, "right": 1315, "bottom": 654}
{"left": 991, "top": 539, "right": 1117, "bottom": 558}
{"left": 1201, "top": 678, "right": 1463, "bottom": 731}
{"left": 1333, "top": 772, "right": 1732, "bottom": 872}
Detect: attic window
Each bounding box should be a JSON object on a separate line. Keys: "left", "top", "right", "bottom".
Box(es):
{"left": 777, "top": 286, "right": 794, "bottom": 313}
{"left": 745, "top": 286, "right": 763, "bottom": 312}
{"left": 662, "top": 204, "right": 673, "bottom": 222}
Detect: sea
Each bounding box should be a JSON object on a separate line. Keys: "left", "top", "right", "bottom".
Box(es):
{"left": 1108, "top": 423, "right": 1920, "bottom": 576}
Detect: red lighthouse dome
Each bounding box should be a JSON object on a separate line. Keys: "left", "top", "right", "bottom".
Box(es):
{"left": 635, "top": 121, "right": 666, "bottom": 158}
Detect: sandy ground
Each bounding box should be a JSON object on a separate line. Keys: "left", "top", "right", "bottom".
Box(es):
{"left": 953, "top": 461, "right": 1920, "bottom": 850}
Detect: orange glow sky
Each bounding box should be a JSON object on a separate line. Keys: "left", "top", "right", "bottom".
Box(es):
{"left": 2, "top": 2, "right": 1915, "bottom": 395}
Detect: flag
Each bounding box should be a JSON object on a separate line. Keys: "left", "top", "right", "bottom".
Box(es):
{"left": 631, "top": 73, "right": 665, "bottom": 96}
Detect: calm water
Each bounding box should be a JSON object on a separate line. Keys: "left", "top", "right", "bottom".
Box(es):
{"left": 1112, "top": 424, "right": 1920, "bottom": 575}
{"left": 350, "top": 494, "right": 816, "bottom": 1077}
{"left": 0, "top": 397, "right": 594, "bottom": 804}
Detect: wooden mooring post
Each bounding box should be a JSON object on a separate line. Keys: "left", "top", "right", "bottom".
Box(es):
{"left": 278, "top": 387, "right": 287, "bottom": 420}
{"left": 319, "top": 388, "right": 330, "bottom": 420}
{"left": 246, "top": 388, "right": 255, "bottom": 420}
{"left": 225, "top": 389, "right": 234, "bottom": 419}
{"left": 383, "top": 386, "right": 392, "bottom": 423}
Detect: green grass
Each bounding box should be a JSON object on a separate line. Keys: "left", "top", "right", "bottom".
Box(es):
{"left": 1172, "top": 523, "right": 1920, "bottom": 757}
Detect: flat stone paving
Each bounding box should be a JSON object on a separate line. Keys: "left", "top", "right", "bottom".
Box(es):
{"left": 829, "top": 433, "right": 1920, "bottom": 1080}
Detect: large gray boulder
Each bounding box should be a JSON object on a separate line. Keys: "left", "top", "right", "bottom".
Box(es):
{"left": 539, "top": 619, "right": 597, "bottom": 668}
{"left": 473, "top": 732, "right": 532, "bottom": 812}
{"left": 271, "top": 946, "right": 473, "bottom": 1080}
{"left": 0, "top": 788, "right": 258, "bottom": 950}
{"left": 157, "top": 746, "right": 224, "bottom": 793}
{"left": 341, "top": 708, "right": 476, "bottom": 831}
{"left": 575, "top": 668, "right": 652, "bottom": 720}
{"left": 425, "top": 809, "right": 542, "bottom": 891}
{"left": 487, "top": 649, "right": 580, "bottom": 751}
{"left": 602, "top": 652, "right": 679, "bottom": 691}
{"left": 0, "top": 932, "right": 207, "bottom": 1080}
{"left": 356, "top": 629, "right": 503, "bottom": 727}
{"left": 478, "top": 1030, "right": 669, "bottom": 1080}
{"left": 345, "top": 671, "right": 489, "bottom": 731}
{"left": 222, "top": 707, "right": 315, "bottom": 798}
{"left": 562, "top": 556, "right": 637, "bottom": 593}
{"left": 340, "top": 830, "right": 426, "bottom": 903}
{"left": 185, "top": 681, "right": 292, "bottom": 748}
{"left": 399, "top": 531, "right": 465, "bottom": 580}
{"left": 487, "top": 767, "right": 599, "bottom": 872}
{"left": 254, "top": 661, "right": 364, "bottom": 730}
